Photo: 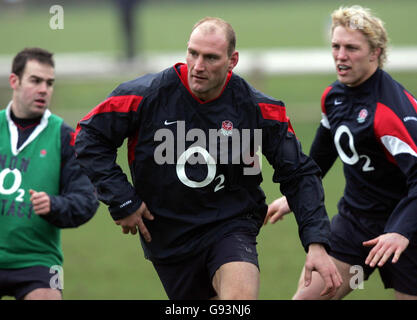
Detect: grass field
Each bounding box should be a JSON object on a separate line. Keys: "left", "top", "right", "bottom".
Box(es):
{"left": 1, "top": 0, "right": 417, "bottom": 300}
{"left": 0, "top": 0, "right": 416, "bottom": 56}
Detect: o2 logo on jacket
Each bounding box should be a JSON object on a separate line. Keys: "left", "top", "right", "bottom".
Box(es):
{"left": 176, "top": 146, "right": 225, "bottom": 192}
{"left": 154, "top": 121, "right": 262, "bottom": 192}
{"left": 334, "top": 125, "right": 374, "bottom": 172}
{"left": 0, "top": 168, "right": 25, "bottom": 202}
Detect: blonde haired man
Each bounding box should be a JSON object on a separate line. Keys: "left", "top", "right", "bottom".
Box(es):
{"left": 266, "top": 6, "right": 417, "bottom": 300}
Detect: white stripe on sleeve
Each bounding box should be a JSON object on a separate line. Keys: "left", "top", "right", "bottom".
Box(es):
{"left": 380, "top": 135, "right": 417, "bottom": 158}
{"left": 320, "top": 113, "right": 330, "bottom": 129}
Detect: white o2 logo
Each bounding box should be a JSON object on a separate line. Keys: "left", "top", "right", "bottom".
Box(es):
{"left": 334, "top": 125, "right": 374, "bottom": 172}
{"left": 0, "top": 168, "right": 25, "bottom": 201}
{"left": 176, "top": 146, "right": 225, "bottom": 192}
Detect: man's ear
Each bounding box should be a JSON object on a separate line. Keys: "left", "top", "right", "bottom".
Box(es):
{"left": 370, "top": 47, "right": 381, "bottom": 63}
{"left": 228, "top": 51, "right": 239, "bottom": 71}
{"left": 9, "top": 73, "right": 20, "bottom": 90}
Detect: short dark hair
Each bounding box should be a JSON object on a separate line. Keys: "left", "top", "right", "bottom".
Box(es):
{"left": 12, "top": 48, "right": 55, "bottom": 78}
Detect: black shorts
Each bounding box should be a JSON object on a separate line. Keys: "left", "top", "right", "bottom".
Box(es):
{"left": 0, "top": 266, "right": 63, "bottom": 300}
{"left": 152, "top": 230, "right": 259, "bottom": 300}
{"left": 330, "top": 200, "right": 417, "bottom": 296}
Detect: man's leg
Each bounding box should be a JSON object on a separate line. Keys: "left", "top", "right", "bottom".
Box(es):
{"left": 212, "top": 261, "right": 259, "bottom": 300}
{"left": 4, "top": 266, "right": 64, "bottom": 300}
{"left": 293, "top": 257, "right": 355, "bottom": 300}
{"left": 24, "top": 288, "right": 62, "bottom": 300}
{"left": 395, "top": 291, "right": 417, "bottom": 300}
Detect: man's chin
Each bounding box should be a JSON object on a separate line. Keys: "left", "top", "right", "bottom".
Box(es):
{"left": 31, "top": 105, "right": 47, "bottom": 116}
{"left": 338, "top": 75, "right": 354, "bottom": 86}
{"left": 189, "top": 85, "right": 206, "bottom": 96}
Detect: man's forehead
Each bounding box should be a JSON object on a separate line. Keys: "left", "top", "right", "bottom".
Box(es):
{"left": 22, "top": 60, "right": 55, "bottom": 79}
{"left": 332, "top": 26, "right": 366, "bottom": 44}
{"left": 188, "top": 26, "right": 228, "bottom": 52}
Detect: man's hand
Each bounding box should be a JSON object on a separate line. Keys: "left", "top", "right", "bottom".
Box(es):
{"left": 115, "top": 202, "right": 154, "bottom": 242}
{"left": 304, "top": 243, "right": 343, "bottom": 297}
{"left": 29, "top": 189, "right": 51, "bottom": 215}
{"left": 363, "top": 232, "right": 409, "bottom": 267}
{"left": 264, "top": 196, "right": 291, "bottom": 225}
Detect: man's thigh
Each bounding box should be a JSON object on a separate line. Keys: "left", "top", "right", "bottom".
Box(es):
{"left": 152, "top": 230, "right": 259, "bottom": 300}
{"left": 209, "top": 231, "right": 259, "bottom": 300}
{"left": 212, "top": 261, "right": 259, "bottom": 300}
{"left": 0, "top": 266, "right": 62, "bottom": 300}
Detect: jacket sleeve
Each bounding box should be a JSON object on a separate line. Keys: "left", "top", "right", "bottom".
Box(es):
{"left": 258, "top": 102, "right": 331, "bottom": 252}
{"left": 41, "top": 122, "right": 99, "bottom": 228}
{"left": 374, "top": 92, "right": 417, "bottom": 239}
{"left": 74, "top": 90, "right": 144, "bottom": 221}
{"left": 309, "top": 85, "right": 338, "bottom": 177}
{"left": 309, "top": 124, "right": 338, "bottom": 178}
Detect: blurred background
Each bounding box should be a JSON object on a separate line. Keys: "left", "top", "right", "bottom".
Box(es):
{"left": 1, "top": 0, "right": 416, "bottom": 300}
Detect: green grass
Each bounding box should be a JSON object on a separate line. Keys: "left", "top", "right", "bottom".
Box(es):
{"left": 0, "top": 0, "right": 416, "bottom": 56}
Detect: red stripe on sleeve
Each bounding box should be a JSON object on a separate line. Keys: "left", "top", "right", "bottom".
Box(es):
{"left": 258, "top": 103, "right": 287, "bottom": 122}
{"left": 81, "top": 95, "right": 143, "bottom": 122}
{"left": 75, "top": 95, "right": 143, "bottom": 140}
{"left": 321, "top": 86, "right": 332, "bottom": 114}
{"left": 374, "top": 102, "right": 417, "bottom": 163}
{"left": 258, "top": 103, "right": 295, "bottom": 134}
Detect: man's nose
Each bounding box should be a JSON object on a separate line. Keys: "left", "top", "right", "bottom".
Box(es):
{"left": 194, "top": 56, "right": 205, "bottom": 71}
{"left": 336, "top": 47, "right": 348, "bottom": 60}
{"left": 38, "top": 81, "right": 48, "bottom": 94}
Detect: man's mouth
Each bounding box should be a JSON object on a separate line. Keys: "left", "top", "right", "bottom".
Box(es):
{"left": 337, "top": 64, "right": 351, "bottom": 75}
{"left": 338, "top": 64, "right": 351, "bottom": 71}
{"left": 192, "top": 74, "right": 207, "bottom": 81}
{"left": 34, "top": 98, "right": 46, "bottom": 106}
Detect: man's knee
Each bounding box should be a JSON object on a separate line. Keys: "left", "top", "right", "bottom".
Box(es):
{"left": 292, "top": 270, "right": 326, "bottom": 300}
{"left": 292, "top": 258, "right": 354, "bottom": 300}
{"left": 24, "top": 288, "right": 62, "bottom": 300}
{"left": 213, "top": 261, "right": 259, "bottom": 300}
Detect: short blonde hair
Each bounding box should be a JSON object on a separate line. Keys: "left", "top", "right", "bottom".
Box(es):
{"left": 191, "top": 17, "right": 236, "bottom": 57}
{"left": 331, "top": 6, "right": 388, "bottom": 68}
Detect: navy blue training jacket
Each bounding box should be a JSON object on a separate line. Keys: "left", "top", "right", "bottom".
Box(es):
{"left": 75, "top": 63, "right": 331, "bottom": 262}
{"left": 311, "top": 68, "right": 417, "bottom": 240}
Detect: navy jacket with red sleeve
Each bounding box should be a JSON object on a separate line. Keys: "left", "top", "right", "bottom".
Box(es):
{"left": 75, "top": 63, "right": 331, "bottom": 262}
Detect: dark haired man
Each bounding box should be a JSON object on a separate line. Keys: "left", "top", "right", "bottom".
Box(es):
{"left": 0, "top": 48, "right": 99, "bottom": 300}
